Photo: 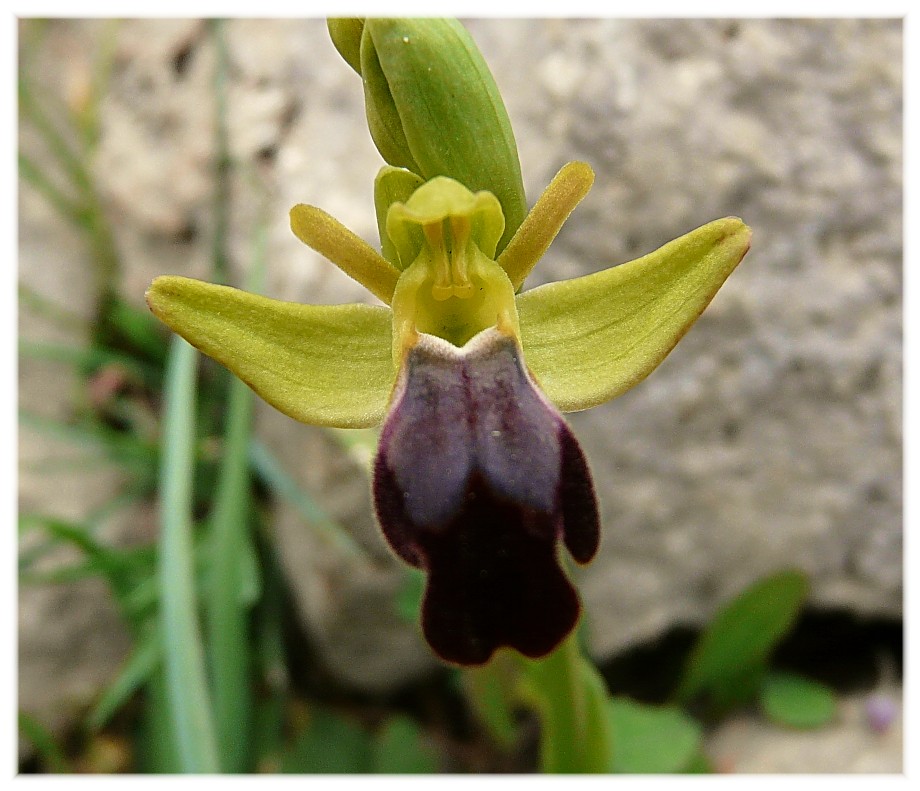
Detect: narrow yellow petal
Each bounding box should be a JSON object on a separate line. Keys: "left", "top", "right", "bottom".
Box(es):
{"left": 498, "top": 161, "right": 595, "bottom": 292}
{"left": 290, "top": 203, "right": 401, "bottom": 305}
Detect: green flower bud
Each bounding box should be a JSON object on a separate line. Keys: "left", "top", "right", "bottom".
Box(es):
{"left": 328, "top": 17, "right": 527, "bottom": 253}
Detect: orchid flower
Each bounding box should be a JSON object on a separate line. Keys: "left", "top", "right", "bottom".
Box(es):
{"left": 146, "top": 18, "right": 751, "bottom": 666}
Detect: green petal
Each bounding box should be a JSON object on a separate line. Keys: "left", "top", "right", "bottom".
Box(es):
{"left": 374, "top": 166, "right": 425, "bottom": 269}
{"left": 518, "top": 218, "right": 752, "bottom": 412}
{"left": 289, "top": 203, "right": 400, "bottom": 305}
{"left": 146, "top": 276, "right": 395, "bottom": 428}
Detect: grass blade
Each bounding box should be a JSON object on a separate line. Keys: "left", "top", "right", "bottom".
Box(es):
{"left": 19, "top": 410, "right": 158, "bottom": 467}
{"left": 19, "top": 151, "right": 86, "bottom": 226}
{"left": 157, "top": 336, "right": 219, "bottom": 772}
{"left": 18, "top": 712, "right": 70, "bottom": 773}
{"left": 89, "top": 623, "right": 162, "bottom": 730}
{"left": 251, "top": 547, "right": 290, "bottom": 770}
{"left": 206, "top": 370, "right": 255, "bottom": 772}
{"left": 18, "top": 282, "right": 90, "bottom": 332}
{"left": 139, "top": 668, "right": 181, "bottom": 773}
{"left": 248, "top": 439, "right": 366, "bottom": 559}
{"left": 18, "top": 76, "right": 90, "bottom": 193}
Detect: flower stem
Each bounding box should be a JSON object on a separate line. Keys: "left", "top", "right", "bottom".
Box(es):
{"left": 517, "top": 631, "right": 613, "bottom": 773}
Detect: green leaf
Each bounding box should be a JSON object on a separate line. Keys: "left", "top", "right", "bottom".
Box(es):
{"left": 608, "top": 697, "right": 702, "bottom": 774}
{"left": 759, "top": 672, "right": 837, "bottom": 729}
{"left": 327, "top": 17, "right": 365, "bottom": 74}
{"left": 373, "top": 716, "right": 440, "bottom": 773}
{"left": 206, "top": 373, "right": 256, "bottom": 772}
{"left": 517, "top": 217, "right": 751, "bottom": 412}
{"left": 280, "top": 708, "right": 373, "bottom": 773}
{"left": 683, "top": 752, "right": 715, "bottom": 773}
{"left": 359, "top": 22, "right": 422, "bottom": 175}
{"left": 361, "top": 19, "right": 526, "bottom": 251}
{"left": 251, "top": 550, "right": 291, "bottom": 770}
{"left": 675, "top": 570, "right": 809, "bottom": 708}
{"left": 710, "top": 663, "right": 769, "bottom": 712}
{"left": 146, "top": 276, "right": 396, "bottom": 429}
{"left": 17, "top": 514, "right": 135, "bottom": 602}
{"left": 139, "top": 667, "right": 182, "bottom": 774}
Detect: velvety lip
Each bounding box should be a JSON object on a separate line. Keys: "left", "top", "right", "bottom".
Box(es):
{"left": 373, "top": 328, "right": 599, "bottom": 665}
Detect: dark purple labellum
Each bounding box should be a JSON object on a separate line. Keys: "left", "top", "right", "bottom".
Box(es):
{"left": 373, "top": 328, "right": 600, "bottom": 666}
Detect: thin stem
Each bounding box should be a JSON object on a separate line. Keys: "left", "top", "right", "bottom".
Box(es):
{"left": 249, "top": 439, "right": 368, "bottom": 560}
{"left": 517, "top": 630, "right": 613, "bottom": 773}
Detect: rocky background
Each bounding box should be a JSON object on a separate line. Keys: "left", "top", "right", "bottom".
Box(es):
{"left": 19, "top": 18, "right": 902, "bottom": 771}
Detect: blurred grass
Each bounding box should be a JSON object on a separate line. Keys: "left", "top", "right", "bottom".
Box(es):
{"left": 17, "top": 18, "right": 421, "bottom": 775}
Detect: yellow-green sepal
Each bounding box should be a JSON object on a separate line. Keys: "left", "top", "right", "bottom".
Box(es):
{"left": 518, "top": 218, "right": 752, "bottom": 412}
{"left": 146, "top": 276, "right": 396, "bottom": 428}
{"left": 359, "top": 19, "right": 526, "bottom": 252}
{"left": 374, "top": 166, "right": 424, "bottom": 269}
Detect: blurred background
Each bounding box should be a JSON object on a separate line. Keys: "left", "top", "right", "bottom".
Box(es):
{"left": 18, "top": 18, "right": 901, "bottom": 773}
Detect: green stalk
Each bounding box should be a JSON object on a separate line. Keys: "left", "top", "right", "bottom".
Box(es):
{"left": 518, "top": 631, "right": 613, "bottom": 773}
{"left": 205, "top": 349, "right": 255, "bottom": 772}
{"left": 141, "top": 667, "right": 182, "bottom": 773}
{"left": 157, "top": 336, "right": 219, "bottom": 773}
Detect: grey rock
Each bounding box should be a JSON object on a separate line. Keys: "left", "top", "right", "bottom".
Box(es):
{"left": 465, "top": 18, "right": 902, "bottom": 656}
{"left": 705, "top": 679, "right": 902, "bottom": 773}
{"left": 18, "top": 153, "right": 136, "bottom": 750}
